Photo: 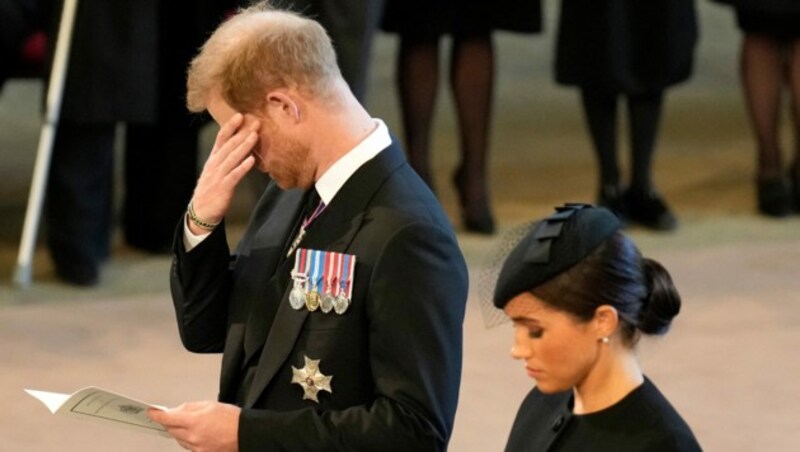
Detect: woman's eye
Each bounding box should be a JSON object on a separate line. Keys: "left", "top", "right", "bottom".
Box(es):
{"left": 528, "top": 328, "right": 543, "bottom": 339}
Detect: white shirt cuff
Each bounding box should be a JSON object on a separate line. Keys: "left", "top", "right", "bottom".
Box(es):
{"left": 183, "top": 214, "right": 211, "bottom": 251}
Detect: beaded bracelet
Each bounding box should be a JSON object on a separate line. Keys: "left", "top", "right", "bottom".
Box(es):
{"left": 187, "top": 201, "right": 221, "bottom": 231}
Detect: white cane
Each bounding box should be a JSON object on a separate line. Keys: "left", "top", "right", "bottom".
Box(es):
{"left": 13, "top": 0, "right": 80, "bottom": 288}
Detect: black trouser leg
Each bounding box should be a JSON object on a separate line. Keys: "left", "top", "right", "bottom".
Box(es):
{"left": 580, "top": 88, "right": 620, "bottom": 192}
{"left": 46, "top": 121, "right": 114, "bottom": 284}
{"left": 627, "top": 90, "right": 664, "bottom": 194}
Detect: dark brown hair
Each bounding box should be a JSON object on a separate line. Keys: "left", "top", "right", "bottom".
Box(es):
{"left": 531, "top": 232, "right": 681, "bottom": 346}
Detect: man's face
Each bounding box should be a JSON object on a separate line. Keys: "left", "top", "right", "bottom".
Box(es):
{"left": 206, "top": 91, "right": 313, "bottom": 189}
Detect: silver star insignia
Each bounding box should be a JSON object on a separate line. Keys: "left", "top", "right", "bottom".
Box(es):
{"left": 291, "top": 356, "right": 333, "bottom": 403}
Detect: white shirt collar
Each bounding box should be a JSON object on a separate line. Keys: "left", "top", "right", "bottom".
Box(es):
{"left": 314, "top": 119, "right": 391, "bottom": 205}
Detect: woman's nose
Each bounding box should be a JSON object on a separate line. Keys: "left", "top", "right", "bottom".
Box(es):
{"left": 510, "top": 329, "right": 529, "bottom": 359}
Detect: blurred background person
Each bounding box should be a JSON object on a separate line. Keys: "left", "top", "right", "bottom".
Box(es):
{"left": 43, "top": 0, "right": 229, "bottom": 285}
{"left": 381, "top": 0, "right": 543, "bottom": 235}
{"left": 491, "top": 204, "right": 701, "bottom": 451}
{"left": 272, "top": 0, "right": 386, "bottom": 103}
{"left": 0, "top": 0, "right": 43, "bottom": 89}
{"left": 713, "top": 0, "right": 800, "bottom": 217}
{"left": 554, "top": 0, "right": 698, "bottom": 231}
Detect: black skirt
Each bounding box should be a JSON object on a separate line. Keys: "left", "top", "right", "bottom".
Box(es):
{"left": 381, "top": 0, "right": 542, "bottom": 38}
{"left": 736, "top": 9, "right": 800, "bottom": 38}
{"left": 713, "top": 0, "right": 800, "bottom": 14}
{"left": 554, "top": 0, "right": 698, "bottom": 93}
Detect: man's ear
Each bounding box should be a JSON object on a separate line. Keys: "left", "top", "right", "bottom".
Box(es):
{"left": 592, "top": 305, "right": 619, "bottom": 340}
{"left": 265, "top": 90, "right": 301, "bottom": 122}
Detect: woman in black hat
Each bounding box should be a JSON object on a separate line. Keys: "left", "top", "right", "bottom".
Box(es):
{"left": 492, "top": 204, "right": 701, "bottom": 451}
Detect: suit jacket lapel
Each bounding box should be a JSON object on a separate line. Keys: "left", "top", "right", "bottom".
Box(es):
{"left": 244, "top": 142, "right": 407, "bottom": 408}
{"left": 221, "top": 186, "right": 305, "bottom": 397}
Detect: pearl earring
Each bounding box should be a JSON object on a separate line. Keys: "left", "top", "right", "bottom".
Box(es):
{"left": 600, "top": 337, "right": 610, "bottom": 344}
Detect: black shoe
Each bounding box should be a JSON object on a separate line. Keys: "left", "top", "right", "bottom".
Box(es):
{"left": 757, "top": 178, "right": 792, "bottom": 217}
{"left": 54, "top": 261, "right": 99, "bottom": 286}
{"left": 453, "top": 167, "right": 496, "bottom": 235}
{"left": 597, "top": 185, "right": 628, "bottom": 225}
{"left": 624, "top": 189, "right": 678, "bottom": 231}
{"left": 790, "top": 168, "right": 800, "bottom": 213}
{"left": 463, "top": 208, "right": 496, "bottom": 234}
{"left": 49, "top": 242, "right": 101, "bottom": 286}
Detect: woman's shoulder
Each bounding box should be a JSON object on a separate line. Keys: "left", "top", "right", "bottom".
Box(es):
{"left": 620, "top": 377, "right": 702, "bottom": 451}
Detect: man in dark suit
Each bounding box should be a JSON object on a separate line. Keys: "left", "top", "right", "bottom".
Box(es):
{"left": 0, "top": 0, "right": 40, "bottom": 86}
{"left": 148, "top": 3, "right": 468, "bottom": 451}
{"left": 44, "top": 0, "right": 228, "bottom": 285}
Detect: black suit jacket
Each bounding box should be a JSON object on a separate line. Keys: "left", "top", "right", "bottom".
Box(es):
{"left": 170, "top": 142, "right": 468, "bottom": 451}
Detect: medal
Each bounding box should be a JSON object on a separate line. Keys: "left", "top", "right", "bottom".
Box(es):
{"left": 289, "top": 278, "right": 308, "bottom": 310}
{"left": 291, "top": 246, "right": 356, "bottom": 315}
{"left": 306, "top": 250, "right": 322, "bottom": 312}
{"left": 306, "top": 291, "right": 321, "bottom": 311}
{"left": 333, "top": 253, "right": 355, "bottom": 315}
{"left": 321, "top": 292, "right": 335, "bottom": 313}
{"left": 286, "top": 228, "right": 306, "bottom": 259}
{"left": 333, "top": 292, "right": 349, "bottom": 315}
{"left": 291, "top": 355, "right": 333, "bottom": 403}
{"left": 320, "top": 251, "right": 337, "bottom": 313}
{"left": 289, "top": 248, "right": 309, "bottom": 310}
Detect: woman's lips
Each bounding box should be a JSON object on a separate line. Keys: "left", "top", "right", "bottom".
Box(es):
{"left": 526, "top": 367, "right": 542, "bottom": 379}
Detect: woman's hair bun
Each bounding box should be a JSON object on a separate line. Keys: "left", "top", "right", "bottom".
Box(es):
{"left": 638, "top": 258, "right": 681, "bottom": 335}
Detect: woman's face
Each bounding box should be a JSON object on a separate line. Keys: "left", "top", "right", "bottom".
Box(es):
{"left": 504, "top": 292, "right": 604, "bottom": 394}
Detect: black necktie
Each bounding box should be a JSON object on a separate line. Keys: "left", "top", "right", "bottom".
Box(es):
{"left": 303, "top": 188, "right": 321, "bottom": 222}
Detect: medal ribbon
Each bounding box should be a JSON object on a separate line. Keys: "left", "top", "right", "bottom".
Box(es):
{"left": 346, "top": 254, "right": 356, "bottom": 298}
{"left": 332, "top": 252, "right": 343, "bottom": 296}
{"left": 323, "top": 251, "right": 336, "bottom": 295}
{"left": 340, "top": 254, "right": 354, "bottom": 297}
{"left": 302, "top": 201, "right": 326, "bottom": 230}
{"left": 287, "top": 198, "right": 327, "bottom": 258}
{"left": 293, "top": 247, "right": 307, "bottom": 278}
{"left": 309, "top": 249, "right": 323, "bottom": 292}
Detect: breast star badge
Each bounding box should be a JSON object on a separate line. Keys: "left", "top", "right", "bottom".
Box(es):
{"left": 291, "top": 356, "right": 333, "bottom": 403}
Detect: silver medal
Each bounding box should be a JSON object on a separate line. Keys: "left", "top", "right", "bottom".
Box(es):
{"left": 289, "top": 287, "right": 307, "bottom": 310}
{"left": 320, "top": 291, "right": 335, "bottom": 313}
{"left": 333, "top": 292, "right": 350, "bottom": 315}
{"left": 289, "top": 273, "right": 308, "bottom": 310}
{"left": 291, "top": 356, "right": 333, "bottom": 403}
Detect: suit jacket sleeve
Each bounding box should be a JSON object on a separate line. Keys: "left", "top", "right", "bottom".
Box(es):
{"left": 169, "top": 219, "right": 233, "bottom": 353}
{"left": 238, "top": 221, "right": 468, "bottom": 451}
